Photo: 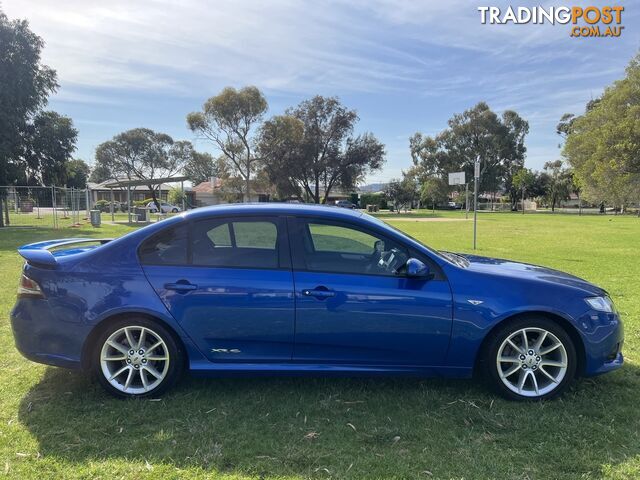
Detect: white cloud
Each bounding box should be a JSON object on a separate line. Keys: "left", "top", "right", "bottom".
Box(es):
{"left": 2, "top": 0, "right": 636, "bottom": 177}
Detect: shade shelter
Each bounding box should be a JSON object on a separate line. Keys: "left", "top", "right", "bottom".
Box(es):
{"left": 101, "top": 176, "right": 189, "bottom": 222}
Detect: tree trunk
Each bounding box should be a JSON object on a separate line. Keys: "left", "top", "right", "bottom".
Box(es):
{"left": 149, "top": 186, "right": 161, "bottom": 212}
{"left": 245, "top": 175, "right": 251, "bottom": 203}
{"left": 0, "top": 197, "right": 4, "bottom": 228}
{"left": 578, "top": 192, "right": 582, "bottom": 216}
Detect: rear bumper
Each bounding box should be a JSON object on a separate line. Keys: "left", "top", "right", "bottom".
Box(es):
{"left": 11, "top": 298, "right": 89, "bottom": 369}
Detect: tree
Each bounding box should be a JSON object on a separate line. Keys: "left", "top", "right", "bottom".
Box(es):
{"left": 563, "top": 52, "right": 640, "bottom": 211}
{"left": 95, "top": 128, "right": 193, "bottom": 211}
{"left": 184, "top": 151, "right": 219, "bottom": 185}
{"left": 410, "top": 103, "right": 528, "bottom": 209}
{"left": 542, "top": 160, "right": 572, "bottom": 212}
{"left": 0, "top": 9, "right": 58, "bottom": 226}
{"left": 420, "top": 176, "right": 449, "bottom": 211}
{"left": 22, "top": 111, "right": 78, "bottom": 186}
{"left": 88, "top": 162, "right": 113, "bottom": 184}
{"left": 66, "top": 159, "right": 91, "bottom": 188}
{"left": 187, "top": 86, "right": 268, "bottom": 202}
{"left": 168, "top": 187, "right": 187, "bottom": 207}
{"left": 512, "top": 168, "right": 535, "bottom": 213}
{"left": 259, "top": 96, "right": 385, "bottom": 203}
{"left": 385, "top": 174, "right": 418, "bottom": 213}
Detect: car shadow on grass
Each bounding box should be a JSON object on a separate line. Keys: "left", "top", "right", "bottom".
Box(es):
{"left": 18, "top": 365, "right": 640, "bottom": 478}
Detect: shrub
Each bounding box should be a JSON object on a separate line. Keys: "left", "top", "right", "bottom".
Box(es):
{"left": 360, "top": 192, "right": 388, "bottom": 210}
{"left": 94, "top": 200, "right": 110, "bottom": 212}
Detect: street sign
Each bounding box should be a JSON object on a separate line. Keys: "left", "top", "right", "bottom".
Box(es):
{"left": 448, "top": 172, "right": 465, "bottom": 186}
{"left": 474, "top": 160, "right": 480, "bottom": 179}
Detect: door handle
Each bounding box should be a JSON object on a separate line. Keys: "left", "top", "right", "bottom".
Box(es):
{"left": 302, "top": 287, "right": 335, "bottom": 299}
{"left": 165, "top": 281, "right": 198, "bottom": 292}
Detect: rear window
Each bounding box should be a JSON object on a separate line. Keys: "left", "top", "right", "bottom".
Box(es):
{"left": 138, "top": 224, "right": 188, "bottom": 265}
{"left": 191, "top": 218, "right": 280, "bottom": 269}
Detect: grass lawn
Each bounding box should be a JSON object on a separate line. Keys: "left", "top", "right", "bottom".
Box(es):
{"left": 0, "top": 213, "right": 639, "bottom": 479}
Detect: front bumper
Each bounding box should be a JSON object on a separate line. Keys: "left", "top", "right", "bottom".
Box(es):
{"left": 580, "top": 310, "right": 624, "bottom": 377}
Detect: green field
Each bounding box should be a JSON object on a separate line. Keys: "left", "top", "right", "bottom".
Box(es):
{"left": 0, "top": 213, "right": 638, "bottom": 479}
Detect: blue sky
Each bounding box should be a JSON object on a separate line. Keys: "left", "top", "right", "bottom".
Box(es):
{"left": 4, "top": 0, "right": 638, "bottom": 183}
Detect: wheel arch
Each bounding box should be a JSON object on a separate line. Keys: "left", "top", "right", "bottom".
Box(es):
{"left": 81, "top": 311, "right": 189, "bottom": 370}
{"left": 474, "top": 311, "right": 586, "bottom": 377}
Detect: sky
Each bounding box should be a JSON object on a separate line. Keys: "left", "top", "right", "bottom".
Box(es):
{"left": 3, "top": 0, "right": 638, "bottom": 184}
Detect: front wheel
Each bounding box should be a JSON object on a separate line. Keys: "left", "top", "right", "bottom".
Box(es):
{"left": 484, "top": 317, "right": 577, "bottom": 400}
{"left": 171, "top": 208, "right": 178, "bottom": 213}
{"left": 94, "top": 318, "right": 184, "bottom": 398}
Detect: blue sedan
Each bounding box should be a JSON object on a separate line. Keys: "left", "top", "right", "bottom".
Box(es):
{"left": 11, "top": 204, "right": 623, "bottom": 400}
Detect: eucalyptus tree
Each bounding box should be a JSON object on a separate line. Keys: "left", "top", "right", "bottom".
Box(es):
{"left": 259, "top": 96, "right": 385, "bottom": 203}
{"left": 95, "top": 128, "right": 194, "bottom": 211}
{"left": 187, "top": 86, "right": 268, "bottom": 202}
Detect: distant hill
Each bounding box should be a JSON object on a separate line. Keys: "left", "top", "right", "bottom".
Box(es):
{"left": 358, "top": 183, "right": 388, "bottom": 193}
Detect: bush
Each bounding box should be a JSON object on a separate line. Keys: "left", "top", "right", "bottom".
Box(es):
{"left": 133, "top": 198, "right": 155, "bottom": 207}
{"left": 94, "top": 200, "right": 110, "bottom": 212}
{"left": 360, "top": 192, "right": 388, "bottom": 210}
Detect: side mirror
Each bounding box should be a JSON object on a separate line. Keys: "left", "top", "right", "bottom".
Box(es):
{"left": 405, "top": 258, "right": 431, "bottom": 278}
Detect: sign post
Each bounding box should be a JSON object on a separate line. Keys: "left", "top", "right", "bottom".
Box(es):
{"left": 473, "top": 158, "right": 480, "bottom": 250}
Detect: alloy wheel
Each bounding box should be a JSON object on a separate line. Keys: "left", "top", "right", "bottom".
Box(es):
{"left": 496, "top": 327, "right": 568, "bottom": 398}
{"left": 99, "top": 326, "right": 170, "bottom": 395}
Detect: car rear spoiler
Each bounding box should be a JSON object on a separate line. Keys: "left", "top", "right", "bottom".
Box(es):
{"left": 18, "top": 238, "right": 113, "bottom": 268}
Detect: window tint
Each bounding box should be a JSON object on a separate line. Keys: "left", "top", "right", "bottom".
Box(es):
{"left": 309, "top": 224, "right": 378, "bottom": 254}
{"left": 301, "top": 221, "right": 408, "bottom": 276}
{"left": 139, "top": 224, "right": 188, "bottom": 265}
{"left": 234, "top": 221, "right": 277, "bottom": 249}
{"left": 207, "top": 223, "right": 232, "bottom": 247}
{"left": 192, "top": 218, "right": 280, "bottom": 269}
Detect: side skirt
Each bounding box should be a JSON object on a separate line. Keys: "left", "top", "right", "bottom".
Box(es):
{"left": 188, "top": 361, "right": 472, "bottom": 378}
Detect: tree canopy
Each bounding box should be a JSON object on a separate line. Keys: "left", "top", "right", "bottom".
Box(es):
{"left": 563, "top": 52, "right": 640, "bottom": 209}
{"left": 258, "top": 96, "right": 385, "bottom": 203}
{"left": 95, "top": 128, "right": 195, "bottom": 210}
{"left": 187, "top": 86, "right": 268, "bottom": 202}
{"left": 410, "top": 102, "right": 529, "bottom": 208}
{"left": 0, "top": 9, "right": 58, "bottom": 187}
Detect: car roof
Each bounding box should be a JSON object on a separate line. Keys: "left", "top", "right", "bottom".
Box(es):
{"left": 182, "top": 203, "right": 364, "bottom": 221}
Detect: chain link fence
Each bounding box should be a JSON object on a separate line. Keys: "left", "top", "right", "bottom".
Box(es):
{"left": 0, "top": 186, "right": 90, "bottom": 228}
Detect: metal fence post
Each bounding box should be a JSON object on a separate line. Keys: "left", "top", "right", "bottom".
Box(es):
{"left": 51, "top": 186, "right": 56, "bottom": 228}
{"left": 85, "top": 188, "right": 90, "bottom": 219}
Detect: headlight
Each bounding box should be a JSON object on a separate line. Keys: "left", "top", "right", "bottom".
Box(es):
{"left": 585, "top": 296, "right": 615, "bottom": 313}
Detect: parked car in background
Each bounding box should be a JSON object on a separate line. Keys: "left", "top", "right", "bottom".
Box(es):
{"left": 335, "top": 200, "right": 356, "bottom": 209}
{"left": 11, "top": 204, "right": 623, "bottom": 400}
{"left": 147, "top": 201, "right": 181, "bottom": 213}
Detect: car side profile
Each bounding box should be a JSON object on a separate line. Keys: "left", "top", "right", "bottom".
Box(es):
{"left": 146, "top": 201, "right": 181, "bottom": 213}
{"left": 11, "top": 204, "right": 623, "bottom": 400}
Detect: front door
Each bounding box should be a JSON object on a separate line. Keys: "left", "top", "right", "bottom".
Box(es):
{"left": 140, "top": 216, "right": 295, "bottom": 362}
{"left": 289, "top": 218, "right": 453, "bottom": 366}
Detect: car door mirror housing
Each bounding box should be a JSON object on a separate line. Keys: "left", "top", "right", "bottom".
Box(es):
{"left": 405, "top": 258, "right": 432, "bottom": 278}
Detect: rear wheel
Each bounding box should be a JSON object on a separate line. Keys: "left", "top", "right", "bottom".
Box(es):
{"left": 484, "top": 316, "right": 577, "bottom": 400}
{"left": 94, "top": 317, "right": 183, "bottom": 398}
{"left": 171, "top": 208, "right": 178, "bottom": 213}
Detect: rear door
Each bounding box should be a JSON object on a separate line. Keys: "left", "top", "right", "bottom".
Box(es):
{"left": 140, "top": 216, "right": 295, "bottom": 362}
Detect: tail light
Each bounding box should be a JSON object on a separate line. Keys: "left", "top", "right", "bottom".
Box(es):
{"left": 17, "top": 274, "right": 44, "bottom": 298}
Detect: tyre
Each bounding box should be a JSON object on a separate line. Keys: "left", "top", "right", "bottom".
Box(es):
{"left": 149, "top": 208, "right": 157, "bottom": 213}
{"left": 483, "top": 316, "right": 577, "bottom": 400}
{"left": 94, "top": 317, "right": 184, "bottom": 398}
{"left": 171, "top": 208, "right": 178, "bottom": 213}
